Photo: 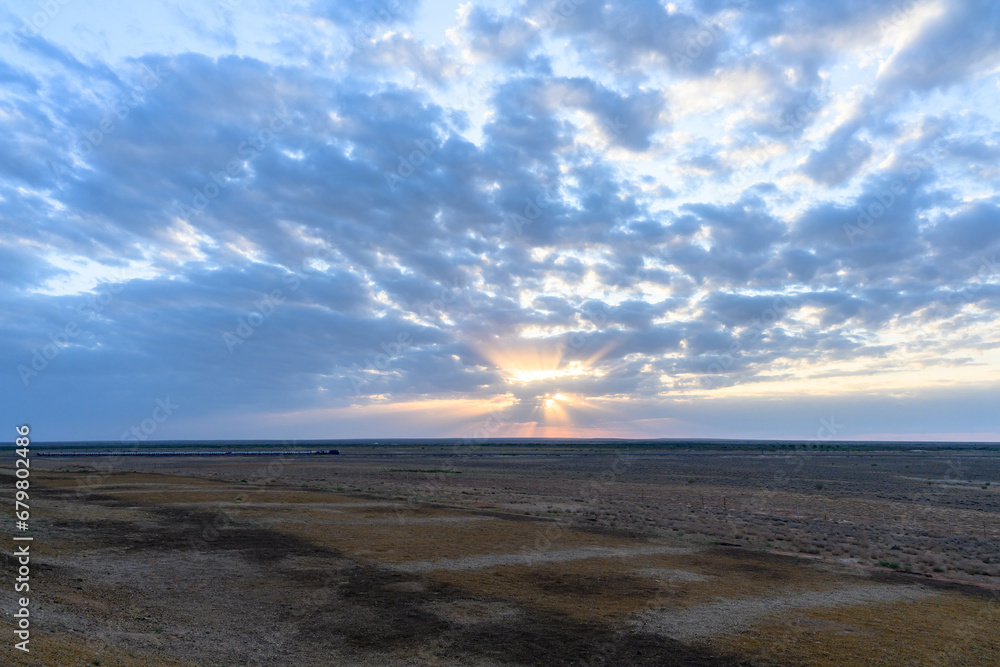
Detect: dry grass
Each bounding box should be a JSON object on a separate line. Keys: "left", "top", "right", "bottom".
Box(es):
{"left": 718, "top": 593, "right": 1000, "bottom": 666}
{"left": 429, "top": 558, "right": 665, "bottom": 622}
{"left": 1, "top": 632, "right": 194, "bottom": 667}
{"left": 12, "top": 466, "right": 1000, "bottom": 665}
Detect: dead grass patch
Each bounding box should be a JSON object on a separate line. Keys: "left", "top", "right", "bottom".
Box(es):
{"left": 718, "top": 592, "right": 1000, "bottom": 666}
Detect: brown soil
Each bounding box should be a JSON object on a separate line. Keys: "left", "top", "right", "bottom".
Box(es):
{"left": 4, "top": 460, "right": 998, "bottom": 666}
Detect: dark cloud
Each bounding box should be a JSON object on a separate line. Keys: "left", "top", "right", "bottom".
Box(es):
{"left": 877, "top": 0, "right": 1000, "bottom": 96}
{"left": 0, "top": 247, "right": 66, "bottom": 289}
{"left": 802, "top": 124, "right": 872, "bottom": 186}
{"left": 927, "top": 202, "right": 1000, "bottom": 254}
{"left": 530, "top": 0, "right": 730, "bottom": 76}
{"left": 310, "top": 0, "right": 420, "bottom": 27}
{"left": 454, "top": 5, "right": 543, "bottom": 68}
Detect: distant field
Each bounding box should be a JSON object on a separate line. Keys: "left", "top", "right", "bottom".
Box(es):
{"left": 4, "top": 443, "right": 999, "bottom": 665}
{"left": 39, "top": 440, "right": 1000, "bottom": 580}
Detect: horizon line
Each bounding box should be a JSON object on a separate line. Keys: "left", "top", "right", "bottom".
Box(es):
{"left": 16, "top": 437, "right": 1000, "bottom": 447}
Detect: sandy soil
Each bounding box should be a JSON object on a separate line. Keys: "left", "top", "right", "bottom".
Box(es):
{"left": 2, "top": 455, "right": 998, "bottom": 665}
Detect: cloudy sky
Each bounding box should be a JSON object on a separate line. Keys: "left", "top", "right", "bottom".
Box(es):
{"left": 3, "top": 0, "right": 1000, "bottom": 442}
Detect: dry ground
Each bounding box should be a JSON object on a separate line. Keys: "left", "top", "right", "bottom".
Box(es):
{"left": 63, "top": 446, "right": 1000, "bottom": 579}
{"left": 3, "top": 458, "right": 999, "bottom": 666}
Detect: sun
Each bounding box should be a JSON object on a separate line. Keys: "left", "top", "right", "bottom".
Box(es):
{"left": 543, "top": 393, "right": 570, "bottom": 410}
{"left": 540, "top": 392, "right": 574, "bottom": 425}
{"left": 477, "top": 341, "right": 607, "bottom": 386}
{"left": 511, "top": 362, "right": 590, "bottom": 384}
{"left": 474, "top": 339, "right": 618, "bottom": 433}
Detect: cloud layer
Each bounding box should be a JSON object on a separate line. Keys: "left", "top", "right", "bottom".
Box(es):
{"left": 3, "top": 0, "right": 999, "bottom": 441}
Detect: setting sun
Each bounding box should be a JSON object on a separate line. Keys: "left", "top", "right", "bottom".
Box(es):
{"left": 509, "top": 362, "right": 590, "bottom": 384}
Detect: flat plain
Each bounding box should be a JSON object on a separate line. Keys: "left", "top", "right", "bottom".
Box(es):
{"left": 4, "top": 442, "right": 999, "bottom": 665}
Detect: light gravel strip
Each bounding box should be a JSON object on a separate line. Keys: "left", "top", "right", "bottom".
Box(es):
{"left": 57, "top": 485, "right": 217, "bottom": 491}
{"left": 635, "top": 567, "right": 711, "bottom": 583}
{"left": 254, "top": 515, "right": 496, "bottom": 526}
{"left": 633, "top": 583, "right": 936, "bottom": 640}
{"left": 391, "top": 544, "right": 695, "bottom": 573}
{"left": 162, "top": 501, "right": 399, "bottom": 509}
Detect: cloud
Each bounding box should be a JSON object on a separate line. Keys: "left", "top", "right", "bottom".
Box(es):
{"left": 310, "top": 0, "right": 421, "bottom": 26}
{"left": 802, "top": 124, "right": 873, "bottom": 186}
{"left": 876, "top": 0, "right": 1000, "bottom": 97}
{"left": 532, "top": 0, "right": 731, "bottom": 76}
{"left": 347, "top": 33, "right": 459, "bottom": 83}
{"left": 451, "top": 4, "right": 543, "bottom": 68}
{"left": 927, "top": 202, "right": 1000, "bottom": 255}
{"left": 2, "top": 0, "right": 998, "bottom": 440}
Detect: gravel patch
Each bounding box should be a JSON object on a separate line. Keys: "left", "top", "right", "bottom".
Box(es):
{"left": 165, "top": 500, "right": 400, "bottom": 509}
{"left": 254, "top": 515, "right": 497, "bottom": 526}
{"left": 63, "top": 484, "right": 216, "bottom": 492}
{"left": 633, "top": 583, "right": 936, "bottom": 640}
{"left": 366, "top": 515, "right": 496, "bottom": 524}
{"left": 635, "top": 567, "right": 712, "bottom": 583}
{"left": 392, "top": 544, "right": 697, "bottom": 573}
{"left": 427, "top": 599, "right": 523, "bottom": 625}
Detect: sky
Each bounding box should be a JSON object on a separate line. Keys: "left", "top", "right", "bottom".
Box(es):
{"left": 2, "top": 0, "right": 1000, "bottom": 443}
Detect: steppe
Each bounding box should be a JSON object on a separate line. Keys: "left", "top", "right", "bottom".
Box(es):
{"left": 4, "top": 442, "right": 998, "bottom": 665}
